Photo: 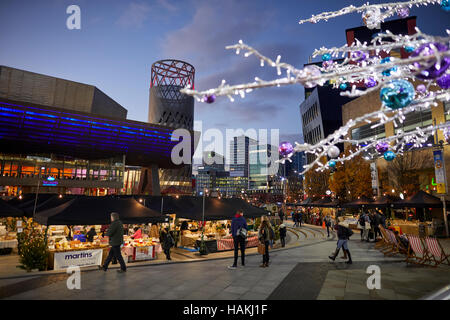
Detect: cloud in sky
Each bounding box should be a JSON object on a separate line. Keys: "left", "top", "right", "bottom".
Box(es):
{"left": 117, "top": 2, "right": 152, "bottom": 28}
{"left": 159, "top": 0, "right": 304, "bottom": 131}
{"left": 161, "top": 0, "right": 275, "bottom": 69}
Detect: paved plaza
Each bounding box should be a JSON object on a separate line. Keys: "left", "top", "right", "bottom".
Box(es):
{"left": 1, "top": 223, "right": 449, "bottom": 300}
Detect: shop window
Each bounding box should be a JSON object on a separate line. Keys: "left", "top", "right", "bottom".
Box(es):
{"left": 395, "top": 109, "right": 432, "bottom": 133}
{"left": 352, "top": 122, "right": 386, "bottom": 141}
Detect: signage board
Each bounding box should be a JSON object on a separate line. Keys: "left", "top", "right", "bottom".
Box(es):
{"left": 53, "top": 249, "right": 103, "bottom": 270}
{"left": 133, "top": 246, "right": 155, "bottom": 261}
{"left": 433, "top": 149, "right": 447, "bottom": 194}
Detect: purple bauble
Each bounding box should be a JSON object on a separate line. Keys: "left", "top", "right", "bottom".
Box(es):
{"left": 322, "top": 60, "right": 334, "bottom": 69}
{"left": 396, "top": 7, "right": 409, "bottom": 18}
{"left": 364, "top": 77, "right": 377, "bottom": 88}
{"left": 279, "top": 141, "right": 294, "bottom": 157}
{"left": 351, "top": 51, "right": 368, "bottom": 62}
{"left": 416, "top": 84, "right": 427, "bottom": 93}
{"left": 411, "top": 43, "right": 450, "bottom": 80}
{"left": 203, "top": 94, "right": 216, "bottom": 103}
{"left": 375, "top": 142, "right": 389, "bottom": 153}
{"left": 437, "top": 74, "right": 450, "bottom": 89}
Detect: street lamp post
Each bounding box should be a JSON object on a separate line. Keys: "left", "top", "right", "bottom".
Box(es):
{"left": 32, "top": 166, "right": 45, "bottom": 218}
{"left": 199, "top": 188, "right": 208, "bottom": 255}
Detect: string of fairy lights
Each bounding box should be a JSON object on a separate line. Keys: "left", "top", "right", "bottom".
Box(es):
{"left": 180, "top": 0, "right": 450, "bottom": 174}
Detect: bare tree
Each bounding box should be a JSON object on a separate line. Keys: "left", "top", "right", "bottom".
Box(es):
{"left": 383, "top": 149, "right": 434, "bottom": 195}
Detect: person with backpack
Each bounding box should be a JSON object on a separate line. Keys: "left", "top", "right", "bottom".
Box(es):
{"left": 258, "top": 216, "right": 274, "bottom": 267}
{"left": 361, "top": 211, "right": 371, "bottom": 242}
{"left": 160, "top": 228, "right": 174, "bottom": 261}
{"left": 329, "top": 221, "right": 353, "bottom": 264}
{"left": 228, "top": 210, "right": 248, "bottom": 270}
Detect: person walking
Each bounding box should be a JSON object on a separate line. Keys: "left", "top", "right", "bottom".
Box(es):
{"left": 228, "top": 210, "right": 248, "bottom": 270}
{"left": 99, "top": 212, "right": 127, "bottom": 273}
{"left": 292, "top": 211, "right": 297, "bottom": 227}
{"left": 297, "top": 211, "right": 303, "bottom": 227}
{"left": 258, "top": 217, "right": 274, "bottom": 267}
{"left": 362, "top": 211, "right": 371, "bottom": 242}
{"left": 329, "top": 221, "right": 353, "bottom": 264}
{"left": 160, "top": 228, "right": 174, "bottom": 260}
{"left": 324, "top": 215, "right": 332, "bottom": 237}
{"left": 279, "top": 223, "right": 287, "bottom": 247}
{"left": 279, "top": 208, "right": 284, "bottom": 223}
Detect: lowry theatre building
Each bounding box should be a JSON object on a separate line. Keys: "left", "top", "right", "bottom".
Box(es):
{"left": 0, "top": 64, "right": 196, "bottom": 197}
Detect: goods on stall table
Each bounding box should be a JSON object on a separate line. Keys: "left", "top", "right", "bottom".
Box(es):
{"left": 216, "top": 235, "right": 259, "bottom": 251}
{"left": 121, "top": 236, "right": 159, "bottom": 262}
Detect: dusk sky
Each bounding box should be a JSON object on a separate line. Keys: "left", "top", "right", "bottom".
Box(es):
{"left": 1, "top": 0, "right": 448, "bottom": 160}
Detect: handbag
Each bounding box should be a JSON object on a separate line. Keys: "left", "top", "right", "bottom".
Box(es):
{"left": 365, "top": 222, "right": 371, "bottom": 229}
{"left": 257, "top": 242, "right": 266, "bottom": 255}
{"left": 238, "top": 227, "right": 248, "bottom": 238}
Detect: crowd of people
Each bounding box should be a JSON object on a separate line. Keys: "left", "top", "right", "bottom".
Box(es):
{"left": 95, "top": 205, "right": 399, "bottom": 274}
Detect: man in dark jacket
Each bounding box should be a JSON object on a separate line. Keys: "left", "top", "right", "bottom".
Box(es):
{"left": 329, "top": 221, "right": 353, "bottom": 264}
{"left": 228, "top": 210, "right": 247, "bottom": 270}
{"left": 99, "top": 212, "right": 127, "bottom": 273}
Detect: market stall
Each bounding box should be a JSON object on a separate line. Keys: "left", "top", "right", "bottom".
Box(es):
{"left": 391, "top": 190, "right": 446, "bottom": 236}
{"left": 35, "top": 196, "right": 166, "bottom": 269}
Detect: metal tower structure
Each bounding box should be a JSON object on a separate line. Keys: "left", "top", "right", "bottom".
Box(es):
{"left": 148, "top": 60, "right": 195, "bottom": 130}
{"left": 144, "top": 60, "right": 196, "bottom": 195}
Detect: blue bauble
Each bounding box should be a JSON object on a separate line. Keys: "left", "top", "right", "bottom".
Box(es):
{"left": 380, "top": 80, "right": 415, "bottom": 110}
{"left": 441, "top": 0, "right": 450, "bottom": 11}
{"left": 339, "top": 83, "right": 348, "bottom": 90}
{"left": 383, "top": 151, "right": 396, "bottom": 161}
{"left": 322, "top": 53, "right": 332, "bottom": 61}
{"left": 328, "top": 160, "right": 336, "bottom": 167}
{"left": 404, "top": 46, "right": 415, "bottom": 53}
{"left": 380, "top": 57, "right": 398, "bottom": 76}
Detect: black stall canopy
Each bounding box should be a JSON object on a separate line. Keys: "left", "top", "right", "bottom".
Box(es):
{"left": 342, "top": 196, "right": 374, "bottom": 208}
{"left": 393, "top": 190, "right": 445, "bottom": 208}
{"left": 150, "top": 196, "right": 268, "bottom": 221}
{"left": 298, "top": 197, "right": 313, "bottom": 207}
{"left": 35, "top": 196, "right": 166, "bottom": 225}
{"left": 7, "top": 193, "right": 58, "bottom": 217}
{"left": 0, "top": 198, "right": 24, "bottom": 217}
{"left": 366, "top": 195, "right": 398, "bottom": 208}
{"left": 122, "top": 195, "right": 267, "bottom": 221}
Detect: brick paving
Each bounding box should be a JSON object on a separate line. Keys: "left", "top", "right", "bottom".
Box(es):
{"left": 0, "top": 223, "right": 448, "bottom": 300}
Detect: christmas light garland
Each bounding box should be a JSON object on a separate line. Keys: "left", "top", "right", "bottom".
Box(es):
{"left": 298, "top": 0, "right": 441, "bottom": 25}
{"left": 180, "top": 0, "right": 450, "bottom": 174}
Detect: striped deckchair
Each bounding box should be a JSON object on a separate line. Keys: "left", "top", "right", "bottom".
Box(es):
{"left": 376, "top": 225, "right": 391, "bottom": 250}
{"left": 378, "top": 226, "right": 396, "bottom": 255}
{"left": 386, "top": 229, "right": 408, "bottom": 255}
{"left": 424, "top": 237, "right": 450, "bottom": 266}
{"left": 405, "top": 234, "right": 432, "bottom": 266}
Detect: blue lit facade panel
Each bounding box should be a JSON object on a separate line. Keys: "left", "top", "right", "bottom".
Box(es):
{"left": 0, "top": 100, "right": 190, "bottom": 168}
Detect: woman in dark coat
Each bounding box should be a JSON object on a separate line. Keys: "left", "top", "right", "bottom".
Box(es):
{"left": 160, "top": 228, "right": 174, "bottom": 260}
